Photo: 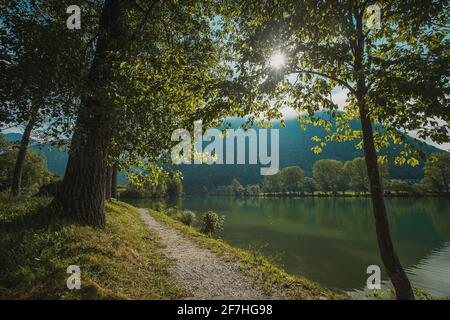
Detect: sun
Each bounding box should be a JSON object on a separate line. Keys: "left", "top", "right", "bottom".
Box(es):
{"left": 269, "top": 52, "right": 286, "bottom": 69}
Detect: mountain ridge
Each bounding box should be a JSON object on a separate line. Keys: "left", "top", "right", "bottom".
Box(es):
{"left": 3, "top": 117, "right": 443, "bottom": 191}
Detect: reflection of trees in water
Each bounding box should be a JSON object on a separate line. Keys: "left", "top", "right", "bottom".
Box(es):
{"left": 141, "top": 196, "right": 450, "bottom": 243}
{"left": 427, "top": 200, "right": 450, "bottom": 241}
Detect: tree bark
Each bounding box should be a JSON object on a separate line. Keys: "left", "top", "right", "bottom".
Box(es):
{"left": 111, "top": 165, "right": 118, "bottom": 198}
{"left": 10, "top": 113, "right": 36, "bottom": 196}
{"left": 359, "top": 106, "right": 415, "bottom": 300}
{"left": 51, "top": 0, "right": 128, "bottom": 227}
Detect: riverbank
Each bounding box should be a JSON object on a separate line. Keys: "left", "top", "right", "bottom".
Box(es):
{"left": 147, "top": 208, "right": 342, "bottom": 299}
{"left": 0, "top": 197, "right": 339, "bottom": 299}
{"left": 0, "top": 197, "right": 184, "bottom": 299}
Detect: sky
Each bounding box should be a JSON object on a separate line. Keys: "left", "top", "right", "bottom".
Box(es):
{"left": 280, "top": 87, "right": 449, "bottom": 152}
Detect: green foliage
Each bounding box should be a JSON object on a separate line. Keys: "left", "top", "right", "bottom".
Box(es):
{"left": 37, "top": 176, "right": 63, "bottom": 197}
{"left": 199, "top": 211, "right": 225, "bottom": 236}
{"left": 166, "top": 172, "right": 183, "bottom": 198}
{"left": 262, "top": 166, "right": 305, "bottom": 193}
{"left": 163, "top": 206, "right": 196, "bottom": 226}
{"left": 0, "top": 0, "right": 93, "bottom": 141}
{"left": 422, "top": 153, "right": 450, "bottom": 192}
{"left": 261, "top": 173, "right": 285, "bottom": 193}
{"left": 123, "top": 169, "right": 183, "bottom": 199}
{"left": 100, "top": 0, "right": 233, "bottom": 173}
{"left": 230, "top": 178, "right": 245, "bottom": 195}
{"left": 386, "top": 179, "right": 414, "bottom": 195}
{"left": 280, "top": 166, "right": 305, "bottom": 192}
{"left": 303, "top": 177, "right": 317, "bottom": 194}
{"left": 176, "top": 210, "right": 196, "bottom": 227}
{"left": 221, "top": 0, "right": 448, "bottom": 171}
{"left": 312, "top": 160, "right": 348, "bottom": 193}
{"left": 344, "top": 157, "right": 389, "bottom": 192}
{"left": 0, "top": 141, "right": 53, "bottom": 194}
{"left": 165, "top": 207, "right": 180, "bottom": 217}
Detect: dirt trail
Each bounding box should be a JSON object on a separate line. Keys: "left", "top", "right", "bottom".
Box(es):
{"left": 139, "top": 208, "right": 279, "bottom": 300}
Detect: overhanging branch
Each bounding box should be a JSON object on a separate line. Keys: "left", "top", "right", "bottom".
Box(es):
{"left": 292, "top": 70, "right": 356, "bottom": 96}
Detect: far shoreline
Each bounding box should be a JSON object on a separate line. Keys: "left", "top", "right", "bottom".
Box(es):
{"left": 120, "top": 191, "right": 450, "bottom": 201}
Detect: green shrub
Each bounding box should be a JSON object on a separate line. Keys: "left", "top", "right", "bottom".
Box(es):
{"left": 37, "top": 176, "right": 62, "bottom": 196}
{"left": 165, "top": 207, "right": 179, "bottom": 217}
{"left": 176, "top": 210, "right": 196, "bottom": 226}
{"left": 199, "top": 211, "right": 225, "bottom": 236}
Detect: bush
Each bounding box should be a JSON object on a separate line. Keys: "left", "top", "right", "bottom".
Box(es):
{"left": 199, "top": 211, "right": 225, "bottom": 236}
{"left": 165, "top": 207, "right": 179, "bottom": 217}
{"left": 37, "top": 176, "right": 62, "bottom": 196}
{"left": 176, "top": 210, "right": 196, "bottom": 226}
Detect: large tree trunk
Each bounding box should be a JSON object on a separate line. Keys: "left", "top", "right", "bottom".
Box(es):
{"left": 10, "top": 113, "right": 36, "bottom": 196}
{"left": 111, "top": 165, "right": 118, "bottom": 198}
{"left": 52, "top": 0, "right": 128, "bottom": 227}
{"left": 359, "top": 105, "right": 415, "bottom": 300}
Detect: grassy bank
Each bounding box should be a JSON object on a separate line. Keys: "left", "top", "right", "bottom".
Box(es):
{"left": 0, "top": 197, "right": 185, "bottom": 299}
{"left": 149, "top": 209, "right": 345, "bottom": 300}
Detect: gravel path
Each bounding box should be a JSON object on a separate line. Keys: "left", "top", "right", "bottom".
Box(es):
{"left": 139, "top": 209, "right": 275, "bottom": 300}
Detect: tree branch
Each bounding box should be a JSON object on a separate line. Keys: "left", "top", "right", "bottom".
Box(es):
{"left": 292, "top": 70, "right": 356, "bottom": 96}
{"left": 129, "top": 0, "right": 159, "bottom": 43}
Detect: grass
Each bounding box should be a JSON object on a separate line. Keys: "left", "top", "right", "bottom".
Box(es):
{"left": 0, "top": 197, "right": 185, "bottom": 299}
{"left": 149, "top": 209, "right": 346, "bottom": 300}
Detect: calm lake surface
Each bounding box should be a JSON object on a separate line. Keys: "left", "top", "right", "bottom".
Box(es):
{"left": 125, "top": 196, "right": 450, "bottom": 297}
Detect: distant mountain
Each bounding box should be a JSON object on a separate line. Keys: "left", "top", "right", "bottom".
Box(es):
{"left": 177, "top": 117, "right": 442, "bottom": 193}
{"left": 3, "top": 116, "right": 442, "bottom": 192}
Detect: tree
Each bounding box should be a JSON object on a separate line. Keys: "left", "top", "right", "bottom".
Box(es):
{"left": 312, "top": 159, "right": 346, "bottom": 194}
{"left": 0, "top": 137, "right": 52, "bottom": 194}
{"left": 344, "top": 158, "right": 369, "bottom": 193}
{"left": 422, "top": 153, "right": 450, "bottom": 192}
{"left": 344, "top": 157, "right": 388, "bottom": 193}
{"left": 261, "top": 173, "right": 285, "bottom": 193}
{"left": 386, "top": 179, "right": 414, "bottom": 195}
{"left": 280, "top": 166, "right": 305, "bottom": 192}
{"left": 230, "top": 178, "right": 245, "bottom": 195}
{"left": 303, "top": 177, "right": 317, "bottom": 195}
{"left": 222, "top": 0, "right": 448, "bottom": 299}
{"left": 167, "top": 172, "right": 183, "bottom": 198}
{"left": 52, "top": 0, "right": 230, "bottom": 226}
{"left": 0, "top": 1, "right": 93, "bottom": 196}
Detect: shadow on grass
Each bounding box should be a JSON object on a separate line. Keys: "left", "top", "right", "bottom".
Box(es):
{"left": 0, "top": 197, "right": 74, "bottom": 233}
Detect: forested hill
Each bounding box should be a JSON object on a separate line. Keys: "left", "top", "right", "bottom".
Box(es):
{"left": 4, "top": 116, "right": 442, "bottom": 192}
{"left": 177, "top": 117, "right": 441, "bottom": 194}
